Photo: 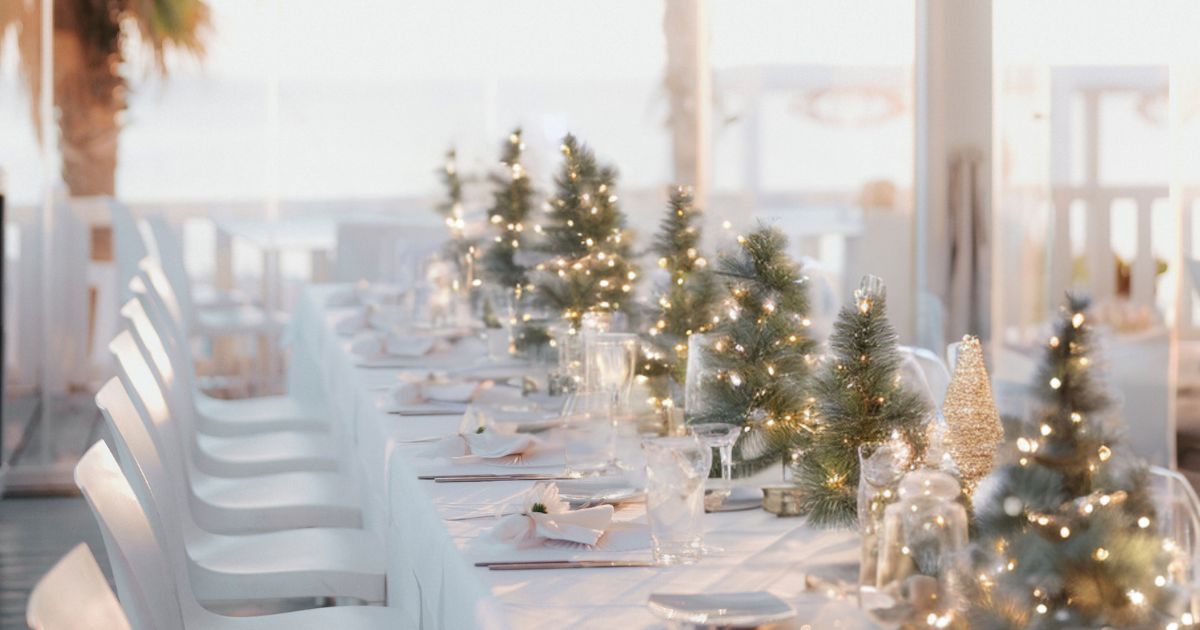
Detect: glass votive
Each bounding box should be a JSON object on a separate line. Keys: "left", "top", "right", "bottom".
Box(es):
{"left": 857, "top": 441, "right": 910, "bottom": 603}
{"left": 873, "top": 470, "right": 968, "bottom": 625}
{"left": 642, "top": 435, "right": 711, "bottom": 565}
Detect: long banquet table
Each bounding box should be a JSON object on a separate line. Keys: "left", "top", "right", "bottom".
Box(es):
{"left": 289, "top": 284, "right": 872, "bottom": 629}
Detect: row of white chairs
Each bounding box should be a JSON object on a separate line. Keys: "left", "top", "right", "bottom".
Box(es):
{"left": 38, "top": 246, "right": 405, "bottom": 628}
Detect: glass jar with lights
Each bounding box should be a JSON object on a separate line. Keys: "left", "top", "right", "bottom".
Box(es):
{"left": 857, "top": 438, "right": 913, "bottom": 605}
{"left": 871, "top": 470, "right": 968, "bottom": 627}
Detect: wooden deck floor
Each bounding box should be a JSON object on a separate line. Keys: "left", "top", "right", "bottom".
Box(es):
{"left": 0, "top": 497, "right": 111, "bottom": 630}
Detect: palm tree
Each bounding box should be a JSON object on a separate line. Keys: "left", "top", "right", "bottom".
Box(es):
{"left": 0, "top": 0, "right": 209, "bottom": 195}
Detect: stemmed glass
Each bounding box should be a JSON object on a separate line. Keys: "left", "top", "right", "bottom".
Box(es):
{"left": 586, "top": 333, "right": 638, "bottom": 466}
{"left": 689, "top": 423, "right": 741, "bottom": 502}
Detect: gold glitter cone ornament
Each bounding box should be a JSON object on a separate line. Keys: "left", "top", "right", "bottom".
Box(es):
{"left": 942, "top": 335, "right": 1004, "bottom": 496}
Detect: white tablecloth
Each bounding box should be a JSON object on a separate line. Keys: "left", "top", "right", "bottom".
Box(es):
{"left": 289, "top": 284, "right": 871, "bottom": 629}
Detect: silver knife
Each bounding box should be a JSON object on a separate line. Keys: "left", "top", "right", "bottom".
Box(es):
{"left": 483, "top": 560, "right": 657, "bottom": 570}
{"left": 419, "top": 473, "right": 570, "bottom": 482}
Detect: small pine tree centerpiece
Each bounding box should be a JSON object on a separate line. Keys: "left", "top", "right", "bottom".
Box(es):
{"left": 967, "top": 295, "right": 1186, "bottom": 628}
{"left": 689, "top": 226, "right": 817, "bottom": 476}
{"left": 532, "top": 135, "right": 639, "bottom": 329}
{"left": 435, "top": 148, "right": 476, "bottom": 290}
{"left": 481, "top": 129, "right": 535, "bottom": 291}
{"left": 796, "top": 275, "right": 931, "bottom": 529}
{"left": 638, "top": 186, "right": 719, "bottom": 404}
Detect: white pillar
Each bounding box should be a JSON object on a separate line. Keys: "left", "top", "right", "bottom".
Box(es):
{"left": 663, "top": 0, "right": 713, "bottom": 208}
{"left": 915, "top": 0, "right": 993, "bottom": 350}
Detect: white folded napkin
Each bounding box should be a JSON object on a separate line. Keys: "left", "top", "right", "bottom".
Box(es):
{"left": 326, "top": 285, "right": 364, "bottom": 307}
{"left": 350, "top": 331, "right": 441, "bottom": 359}
{"left": 420, "top": 428, "right": 539, "bottom": 459}
{"left": 389, "top": 380, "right": 481, "bottom": 406}
{"left": 488, "top": 482, "right": 614, "bottom": 547}
{"left": 334, "top": 308, "right": 371, "bottom": 336}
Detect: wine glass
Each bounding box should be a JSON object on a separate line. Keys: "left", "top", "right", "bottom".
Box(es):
{"left": 586, "top": 333, "right": 638, "bottom": 466}
{"left": 689, "top": 423, "right": 741, "bottom": 503}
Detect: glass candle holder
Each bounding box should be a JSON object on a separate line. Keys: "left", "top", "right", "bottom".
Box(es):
{"left": 857, "top": 441, "right": 910, "bottom": 603}
{"left": 642, "top": 434, "right": 711, "bottom": 565}
{"left": 872, "top": 470, "right": 968, "bottom": 626}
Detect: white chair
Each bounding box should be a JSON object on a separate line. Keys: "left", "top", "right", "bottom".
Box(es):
{"left": 899, "top": 345, "right": 952, "bottom": 408}
{"left": 121, "top": 291, "right": 339, "bottom": 477}
{"left": 96, "top": 377, "right": 384, "bottom": 604}
{"left": 110, "top": 200, "right": 149, "bottom": 310}
{"left": 109, "top": 330, "right": 361, "bottom": 533}
{"left": 144, "top": 214, "right": 285, "bottom": 339}
{"left": 26, "top": 543, "right": 132, "bottom": 630}
{"left": 75, "top": 441, "right": 407, "bottom": 630}
{"left": 136, "top": 260, "right": 330, "bottom": 437}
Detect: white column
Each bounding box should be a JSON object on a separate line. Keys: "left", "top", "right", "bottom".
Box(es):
{"left": 914, "top": 0, "right": 993, "bottom": 350}
{"left": 662, "top": 0, "right": 713, "bottom": 208}
{"left": 38, "top": 0, "right": 57, "bottom": 467}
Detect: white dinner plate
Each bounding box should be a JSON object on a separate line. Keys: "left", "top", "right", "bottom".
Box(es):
{"left": 647, "top": 592, "right": 796, "bottom": 628}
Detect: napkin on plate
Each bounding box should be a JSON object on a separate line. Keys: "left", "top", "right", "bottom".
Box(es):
{"left": 334, "top": 308, "right": 371, "bottom": 335}
{"left": 421, "top": 428, "right": 539, "bottom": 459}
{"left": 326, "top": 285, "right": 365, "bottom": 307}
{"left": 350, "top": 331, "right": 441, "bottom": 359}
{"left": 488, "top": 482, "right": 615, "bottom": 547}
{"left": 390, "top": 379, "right": 481, "bottom": 405}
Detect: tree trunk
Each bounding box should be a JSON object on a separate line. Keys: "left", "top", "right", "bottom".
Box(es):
{"left": 53, "top": 0, "right": 124, "bottom": 197}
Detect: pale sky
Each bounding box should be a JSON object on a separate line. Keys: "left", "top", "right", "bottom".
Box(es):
{"left": 4, "top": 1, "right": 1200, "bottom": 204}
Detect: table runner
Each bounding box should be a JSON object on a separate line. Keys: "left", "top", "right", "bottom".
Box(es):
{"left": 289, "top": 284, "right": 872, "bottom": 629}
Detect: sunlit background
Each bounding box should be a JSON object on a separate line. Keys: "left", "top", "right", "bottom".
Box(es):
{"left": 2, "top": 0, "right": 1200, "bottom": 495}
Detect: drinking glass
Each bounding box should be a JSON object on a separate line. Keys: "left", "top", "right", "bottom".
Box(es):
{"left": 642, "top": 435, "right": 712, "bottom": 565}
{"left": 549, "top": 323, "right": 584, "bottom": 395}
{"left": 561, "top": 392, "right": 614, "bottom": 477}
{"left": 683, "top": 333, "right": 717, "bottom": 420}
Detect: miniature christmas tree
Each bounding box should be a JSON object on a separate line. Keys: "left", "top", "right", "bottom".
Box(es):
{"left": 532, "top": 134, "right": 638, "bottom": 328}
{"left": 480, "top": 129, "right": 535, "bottom": 291}
{"left": 435, "top": 148, "right": 475, "bottom": 288}
{"left": 638, "top": 186, "right": 719, "bottom": 400}
{"left": 967, "top": 295, "right": 1185, "bottom": 628}
{"left": 796, "top": 275, "right": 931, "bottom": 529}
{"left": 689, "top": 226, "right": 816, "bottom": 475}
{"left": 942, "top": 334, "right": 1004, "bottom": 498}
